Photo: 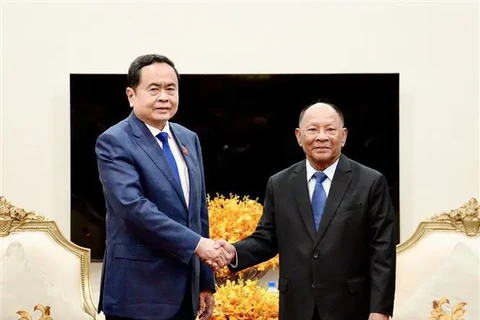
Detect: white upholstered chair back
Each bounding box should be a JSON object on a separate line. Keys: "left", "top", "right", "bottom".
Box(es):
{"left": 393, "top": 198, "right": 480, "bottom": 320}
{"left": 0, "top": 197, "right": 97, "bottom": 320}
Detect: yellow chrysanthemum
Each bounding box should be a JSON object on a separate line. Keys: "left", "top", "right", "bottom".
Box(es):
{"left": 210, "top": 279, "right": 279, "bottom": 320}
{"left": 208, "top": 194, "right": 279, "bottom": 281}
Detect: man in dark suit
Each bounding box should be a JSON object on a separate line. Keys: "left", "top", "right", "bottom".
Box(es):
{"left": 219, "top": 102, "right": 396, "bottom": 320}
{"left": 95, "top": 54, "right": 229, "bottom": 320}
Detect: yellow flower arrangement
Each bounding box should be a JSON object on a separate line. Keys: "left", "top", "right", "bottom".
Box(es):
{"left": 208, "top": 194, "right": 279, "bottom": 283}
{"left": 210, "top": 279, "right": 279, "bottom": 320}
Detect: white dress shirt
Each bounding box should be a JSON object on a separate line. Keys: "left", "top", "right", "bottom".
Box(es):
{"left": 306, "top": 157, "right": 339, "bottom": 202}
{"left": 145, "top": 122, "right": 190, "bottom": 206}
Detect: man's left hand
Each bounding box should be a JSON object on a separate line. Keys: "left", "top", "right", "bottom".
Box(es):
{"left": 197, "top": 290, "right": 215, "bottom": 320}
{"left": 368, "top": 313, "right": 389, "bottom": 320}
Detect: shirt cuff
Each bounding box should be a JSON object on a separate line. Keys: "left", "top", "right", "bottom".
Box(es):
{"left": 229, "top": 248, "right": 238, "bottom": 268}
{"left": 194, "top": 238, "right": 201, "bottom": 253}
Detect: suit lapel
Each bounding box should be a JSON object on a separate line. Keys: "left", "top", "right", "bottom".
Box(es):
{"left": 128, "top": 113, "right": 187, "bottom": 210}
{"left": 314, "top": 155, "right": 352, "bottom": 247}
{"left": 292, "top": 161, "right": 316, "bottom": 241}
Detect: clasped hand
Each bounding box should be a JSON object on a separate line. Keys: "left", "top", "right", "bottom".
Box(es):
{"left": 195, "top": 238, "right": 236, "bottom": 270}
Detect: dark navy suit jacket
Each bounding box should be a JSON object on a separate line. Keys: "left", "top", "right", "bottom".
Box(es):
{"left": 95, "top": 112, "right": 214, "bottom": 319}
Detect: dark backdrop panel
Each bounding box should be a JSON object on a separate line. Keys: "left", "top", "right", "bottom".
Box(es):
{"left": 70, "top": 73, "right": 399, "bottom": 260}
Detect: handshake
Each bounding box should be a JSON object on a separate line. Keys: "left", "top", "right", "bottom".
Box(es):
{"left": 195, "top": 237, "right": 237, "bottom": 270}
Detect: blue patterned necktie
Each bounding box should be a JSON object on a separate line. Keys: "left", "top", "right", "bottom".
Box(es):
{"left": 312, "top": 172, "right": 328, "bottom": 231}
{"left": 157, "top": 132, "right": 181, "bottom": 186}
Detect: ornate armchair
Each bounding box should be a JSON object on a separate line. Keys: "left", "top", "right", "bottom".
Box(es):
{"left": 393, "top": 198, "right": 479, "bottom": 320}
{"left": 0, "top": 197, "right": 98, "bottom": 320}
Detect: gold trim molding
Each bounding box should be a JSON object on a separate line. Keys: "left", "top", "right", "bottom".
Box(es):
{"left": 0, "top": 196, "right": 46, "bottom": 236}
{"left": 429, "top": 198, "right": 480, "bottom": 236}
{"left": 0, "top": 197, "right": 97, "bottom": 319}
{"left": 397, "top": 198, "right": 480, "bottom": 254}
{"left": 428, "top": 297, "right": 467, "bottom": 320}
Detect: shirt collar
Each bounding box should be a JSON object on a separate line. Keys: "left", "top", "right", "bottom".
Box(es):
{"left": 144, "top": 121, "right": 172, "bottom": 139}
{"left": 306, "top": 157, "right": 339, "bottom": 182}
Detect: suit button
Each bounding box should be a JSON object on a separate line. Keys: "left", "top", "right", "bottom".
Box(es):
{"left": 311, "top": 283, "right": 315, "bottom": 288}
{"left": 313, "top": 253, "right": 319, "bottom": 259}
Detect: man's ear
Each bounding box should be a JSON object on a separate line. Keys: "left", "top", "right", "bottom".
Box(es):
{"left": 341, "top": 128, "right": 348, "bottom": 147}
{"left": 295, "top": 128, "right": 302, "bottom": 146}
{"left": 126, "top": 87, "right": 135, "bottom": 108}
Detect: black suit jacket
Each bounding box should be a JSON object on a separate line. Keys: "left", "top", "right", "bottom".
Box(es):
{"left": 231, "top": 154, "right": 396, "bottom": 320}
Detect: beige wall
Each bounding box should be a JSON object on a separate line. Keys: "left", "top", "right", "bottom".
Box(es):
{"left": 1, "top": 1, "right": 479, "bottom": 242}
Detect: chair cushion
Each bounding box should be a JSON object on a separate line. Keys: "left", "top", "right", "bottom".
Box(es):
{"left": 393, "top": 242, "right": 479, "bottom": 320}
{"left": 1, "top": 241, "right": 92, "bottom": 320}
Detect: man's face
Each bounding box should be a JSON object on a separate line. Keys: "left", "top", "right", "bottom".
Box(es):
{"left": 126, "top": 62, "right": 179, "bottom": 129}
{"left": 295, "top": 103, "right": 347, "bottom": 170}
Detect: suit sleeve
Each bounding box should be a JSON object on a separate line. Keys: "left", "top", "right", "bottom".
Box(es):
{"left": 95, "top": 132, "right": 201, "bottom": 265}
{"left": 230, "top": 176, "right": 278, "bottom": 272}
{"left": 194, "top": 134, "right": 215, "bottom": 292}
{"left": 368, "top": 174, "right": 396, "bottom": 316}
